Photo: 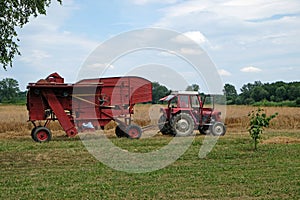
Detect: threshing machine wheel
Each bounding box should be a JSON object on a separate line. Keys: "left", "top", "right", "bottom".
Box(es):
{"left": 171, "top": 113, "right": 195, "bottom": 137}
{"left": 209, "top": 122, "right": 226, "bottom": 136}
{"left": 158, "top": 115, "right": 172, "bottom": 135}
{"left": 115, "top": 125, "right": 126, "bottom": 138}
{"left": 125, "top": 125, "right": 142, "bottom": 139}
{"left": 31, "top": 127, "right": 38, "bottom": 142}
{"left": 32, "top": 126, "right": 52, "bottom": 142}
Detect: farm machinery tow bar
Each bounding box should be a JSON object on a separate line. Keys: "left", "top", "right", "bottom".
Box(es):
{"left": 27, "top": 73, "right": 152, "bottom": 142}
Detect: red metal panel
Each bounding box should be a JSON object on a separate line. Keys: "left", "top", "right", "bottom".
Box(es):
{"left": 128, "top": 76, "right": 152, "bottom": 104}
{"left": 27, "top": 90, "right": 47, "bottom": 120}
{"left": 41, "top": 89, "right": 77, "bottom": 137}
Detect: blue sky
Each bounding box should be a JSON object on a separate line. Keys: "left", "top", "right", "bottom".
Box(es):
{"left": 2, "top": 0, "right": 300, "bottom": 92}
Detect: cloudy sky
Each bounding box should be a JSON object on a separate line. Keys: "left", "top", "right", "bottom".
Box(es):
{"left": 2, "top": 0, "right": 300, "bottom": 92}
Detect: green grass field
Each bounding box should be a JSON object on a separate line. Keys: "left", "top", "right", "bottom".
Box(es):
{"left": 1, "top": 131, "right": 299, "bottom": 200}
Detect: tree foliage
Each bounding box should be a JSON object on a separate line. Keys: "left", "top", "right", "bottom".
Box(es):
{"left": 0, "top": 78, "right": 20, "bottom": 103}
{"left": 152, "top": 82, "right": 171, "bottom": 104}
{"left": 224, "top": 81, "right": 300, "bottom": 106}
{"left": 223, "top": 83, "right": 237, "bottom": 104}
{"left": 186, "top": 84, "right": 200, "bottom": 92}
{"left": 0, "top": 0, "right": 62, "bottom": 70}
{"left": 248, "top": 108, "right": 278, "bottom": 150}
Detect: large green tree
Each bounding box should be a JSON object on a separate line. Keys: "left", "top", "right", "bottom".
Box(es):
{"left": 186, "top": 84, "right": 199, "bottom": 92}
{"left": 250, "top": 86, "right": 269, "bottom": 102}
{"left": 223, "top": 83, "right": 237, "bottom": 104}
{"left": 275, "top": 86, "right": 287, "bottom": 102}
{"left": 0, "top": 0, "right": 62, "bottom": 70}
{"left": 0, "top": 78, "right": 20, "bottom": 103}
{"left": 152, "top": 82, "right": 171, "bottom": 104}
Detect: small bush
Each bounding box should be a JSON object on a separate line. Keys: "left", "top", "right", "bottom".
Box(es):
{"left": 248, "top": 107, "right": 278, "bottom": 150}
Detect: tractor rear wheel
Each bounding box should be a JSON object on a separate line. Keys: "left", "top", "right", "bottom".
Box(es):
{"left": 210, "top": 122, "right": 226, "bottom": 136}
{"left": 115, "top": 125, "right": 126, "bottom": 138}
{"left": 158, "top": 115, "right": 172, "bottom": 135}
{"left": 32, "top": 126, "right": 52, "bottom": 142}
{"left": 171, "top": 113, "right": 194, "bottom": 137}
{"left": 126, "top": 125, "right": 142, "bottom": 139}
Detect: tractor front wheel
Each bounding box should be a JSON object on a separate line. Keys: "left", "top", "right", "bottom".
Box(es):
{"left": 210, "top": 122, "right": 226, "bottom": 136}
{"left": 32, "top": 126, "right": 52, "bottom": 142}
{"left": 126, "top": 125, "right": 142, "bottom": 139}
{"left": 171, "top": 113, "right": 194, "bottom": 137}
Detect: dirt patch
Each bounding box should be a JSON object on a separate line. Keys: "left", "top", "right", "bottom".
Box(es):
{"left": 262, "top": 136, "right": 300, "bottom": 144}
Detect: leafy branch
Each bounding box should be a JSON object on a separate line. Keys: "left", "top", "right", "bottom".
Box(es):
{"left": 0, "top": 0, "right": 62, "bottom": 70}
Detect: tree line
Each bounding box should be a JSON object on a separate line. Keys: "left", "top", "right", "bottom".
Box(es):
{"left": 152, "top": 81, "right": 300, "bottom": 106}
{"left": 0, "top": 78, "right": 299, "bottom": 106}
{"left": 224, "top": 81, "right": 300, "bottom": 106}
{"left": 0, "top": 78, "right": 26, "bottom": 104}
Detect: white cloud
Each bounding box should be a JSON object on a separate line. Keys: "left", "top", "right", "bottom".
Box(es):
{"left": 179, "top": 48, "right": 203, "bottom": 55}
{"left": 18, "top": 50, "right": 52, "bottom": 68}
{"left": 158, "top": 0, "right": 300, "bottom": 22}
{"left": 6, "top": 0, "right": 300, "bottom": 91}
{"left": 220, "top": 0, "right": 300, "bottom": 20}
{"left": 158, "top": 51, "right": 177, "bottom": 57}
{"left": 218, "top": 69, "right": 231, "bottom": 76}
{"left": 151, "top": 0, "right": 300, "bottom": 88}
{"left": 87, "top": 63, "right": 114, "bottom": 70}
{"left": 171, "top": 31, "right": 213, "bottom": 51}
{"left": 17, "top": 1, "right": 98, "bottom": 68}
{"left": 9, "top": 0, "right": 100, "bottom": 90}
{"left": 159, "top": 1, "right": 208, "bottom": 18}
{"left": 179, "top": 31, "right": 207, "bottom": 45}
{"left": 131, "top": 0, "right": 178, "bottom": 5}
{"left": 240, "top": 66, "right": 262, "bottom": 73}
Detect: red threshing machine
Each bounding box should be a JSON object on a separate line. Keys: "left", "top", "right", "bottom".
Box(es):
{"left": 27, "top": 73, "right": 152, "bottom": 142}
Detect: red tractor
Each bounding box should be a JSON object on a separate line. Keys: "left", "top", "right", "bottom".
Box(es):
{"left": 158, "top": 91, "right": 226, "bottom": 136}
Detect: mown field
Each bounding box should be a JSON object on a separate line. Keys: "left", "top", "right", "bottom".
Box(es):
{"left": 0, "top": 105, "right": 300, "bottom": 199}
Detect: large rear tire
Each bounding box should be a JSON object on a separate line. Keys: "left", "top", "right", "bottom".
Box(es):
{"left": 171, "top": 113, "right": 194, "bottom": 137}
{"left": 158, "top": 115, "right": 172, "bottom": 135}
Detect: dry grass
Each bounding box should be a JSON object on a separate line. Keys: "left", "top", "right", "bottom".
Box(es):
{"left": 225, "top": 105, "right": 300, "bottom": 131}
{"left": 133, "top": 104, "right": 162, "bottom": 126}
{"left": 0, "top": 105, "right": 28, "bottom": 133}
{"left": 1, "top": 104, "right": 300, "bottom": 139}
{"left": 0, "top": 105, "right": 63, "bottom": 139}
{"left": 261, "top": 136, "right": 300, "bottom": 144}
